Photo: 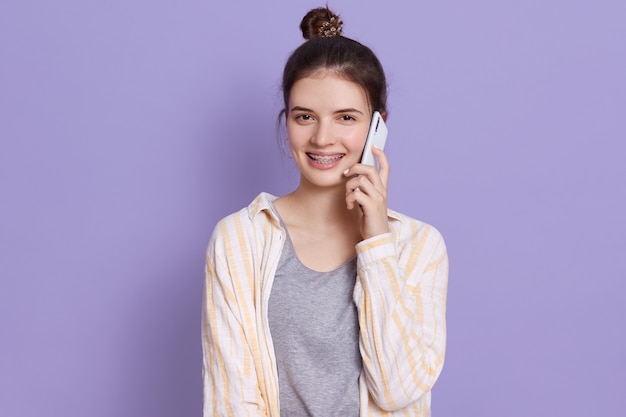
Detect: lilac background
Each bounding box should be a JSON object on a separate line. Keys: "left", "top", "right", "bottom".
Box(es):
{"left": 1, "top": 0, "right": 625, "bottom": 416}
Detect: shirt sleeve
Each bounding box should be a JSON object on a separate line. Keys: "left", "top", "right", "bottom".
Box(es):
{"left": 353, "top": 223, "right": 448, "bottom": 411}
{"left": 201, "top": 219, "right": 270, "bottom": 417}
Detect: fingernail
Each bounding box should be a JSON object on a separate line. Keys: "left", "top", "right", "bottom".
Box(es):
{"left": 343, "top": 169, "right": 349, "bottom": 175}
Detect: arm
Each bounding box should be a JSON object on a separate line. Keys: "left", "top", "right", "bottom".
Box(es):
{"left": 353, "top": 224, "right": 448, "bottom": 411}
{"left": 202, "top": 220, "right": 270, "bottom": 417}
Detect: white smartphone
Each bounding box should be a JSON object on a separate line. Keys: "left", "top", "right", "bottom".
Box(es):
{"left": 360, "top": 111, "right": 388, "bottom": 167}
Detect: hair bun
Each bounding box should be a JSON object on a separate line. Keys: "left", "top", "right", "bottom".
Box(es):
{"left": 300, "top": 7, "right": 343, "bottom": 40}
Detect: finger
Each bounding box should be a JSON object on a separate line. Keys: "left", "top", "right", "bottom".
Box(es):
{"left": 371, "top": 146, "right": 390, "bottom": 188}
{"left": 345, "top": 175, "right": 376, "bottom": 196}
{"left": 344, "top": 153, "right": 388, "bottom": 190}
{"left": 343, "top": 165, "right": 375, "bottom": 178}
{"left": 346, "top": 178, "right": 385, "bottom": 214}
{"left": 345, "top": 187, "right": 368, "bottom": 211}
{"left": 345, "top": 175, "right": 386, "bottom": 216}
{"left": 345, "top": 185, "right": 360, "bottom": 210}
{"left": 344, "top": 164, "right": 382, "bottom": 188}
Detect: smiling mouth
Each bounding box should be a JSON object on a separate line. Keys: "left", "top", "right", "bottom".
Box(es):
{"left": 306, "top": 153, "right": 344, "bottom": 164}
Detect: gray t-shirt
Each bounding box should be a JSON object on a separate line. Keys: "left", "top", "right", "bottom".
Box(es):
{"left": 268, "top": 214, "right": 361, "bottom": 416}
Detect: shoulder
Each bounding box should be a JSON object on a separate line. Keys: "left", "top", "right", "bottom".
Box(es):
{"left": 208, "top": 192, "right": 281, "bottom": 252}
{"left": 387, "top": 208, "right": 447, "bottom": 256}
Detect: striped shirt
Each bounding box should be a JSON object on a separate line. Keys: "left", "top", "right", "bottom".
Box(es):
{"left": 202, "top": 193, "right": 448, "bottom": 417}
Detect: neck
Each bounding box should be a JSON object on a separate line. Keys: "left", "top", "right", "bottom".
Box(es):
{"left": 288, "top": 181, "right": 359, "bottom": 229}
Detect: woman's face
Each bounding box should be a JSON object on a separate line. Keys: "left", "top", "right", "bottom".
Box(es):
{"left": 286, "top": 72, "right": 372, "bottom": 189}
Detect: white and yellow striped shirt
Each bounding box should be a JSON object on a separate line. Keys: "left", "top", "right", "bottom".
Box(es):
{"left": 202, "top": 193, "right": 448, "bottom": 416}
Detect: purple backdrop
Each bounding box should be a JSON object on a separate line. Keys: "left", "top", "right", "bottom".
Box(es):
{"left": 1, "top": 1, "right": 625, "bottom": 416}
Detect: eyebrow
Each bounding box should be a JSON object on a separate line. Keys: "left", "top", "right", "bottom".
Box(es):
{"left": 289, "top": 106, "right": 365, "bottom": 115}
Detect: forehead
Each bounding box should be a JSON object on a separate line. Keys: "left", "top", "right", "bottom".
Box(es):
{"left": 289, "top": 72, "right": 370, "bottom": 112}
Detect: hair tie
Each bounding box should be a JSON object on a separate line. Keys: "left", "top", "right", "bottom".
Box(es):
{"left": 318, "top": 16, "right": 343, "bottom": 37}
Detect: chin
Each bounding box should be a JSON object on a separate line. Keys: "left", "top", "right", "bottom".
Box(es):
{"left": 300, "top": 172, "right": 346, "bottom": 189}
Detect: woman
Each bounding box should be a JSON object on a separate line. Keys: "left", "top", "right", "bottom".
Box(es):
{"left": 202, "top": 6, "right": 448, "bottom": 417}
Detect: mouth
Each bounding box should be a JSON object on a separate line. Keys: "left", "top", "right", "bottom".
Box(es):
{"left": 306, "top": 153, "right": 344, "bottom": 165}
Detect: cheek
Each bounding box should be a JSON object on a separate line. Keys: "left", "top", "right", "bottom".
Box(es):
{"left": 286, "top": 123, "right": 302, "bottom": 147}
{"left": 345, "top": 127, "right": 368, "bottom": 151}
{"left": 286, "top": 124, "right": 310, "bottom": 157}
{"left": 287, "top": 121, "right": 317, "bottom": 145}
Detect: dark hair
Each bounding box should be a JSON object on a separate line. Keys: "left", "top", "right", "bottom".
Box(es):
{"left": 281, "top": 7, "right": 388, "bottom": 116}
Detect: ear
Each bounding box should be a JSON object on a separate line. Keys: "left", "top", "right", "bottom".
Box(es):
{"left": 380, "top": 111, "right": 387, "bottom": 122}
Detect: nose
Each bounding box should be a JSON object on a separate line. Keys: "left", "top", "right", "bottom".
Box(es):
{"left": 310, "top": 120, "right": 335, "bottom": 146}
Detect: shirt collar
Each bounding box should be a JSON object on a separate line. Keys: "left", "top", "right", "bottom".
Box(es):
{"left": 386, "top": 208, "right": 403, "bottom": 223}
{"left": 248, "top": 191, "right": 402, "bottom": 225}
{"left": 247, "top": 192, "right": 280, "bottom": 223}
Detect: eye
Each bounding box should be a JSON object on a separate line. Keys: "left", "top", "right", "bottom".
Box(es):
{"left": 339, "top": 114, "right": 357, "bottom": 122}
{"left": 294, "top": 113, "right": 314, "bottom": 123}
